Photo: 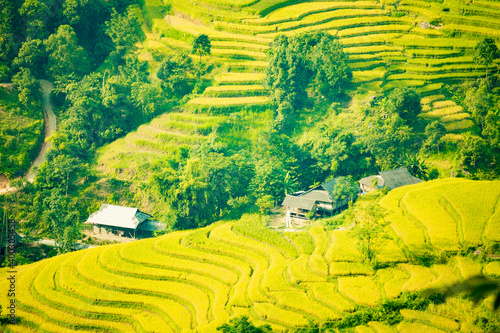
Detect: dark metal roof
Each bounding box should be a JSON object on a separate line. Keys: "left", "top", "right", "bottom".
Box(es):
{"left": 320, "top": 178, "right": 338, "bottom": 196}
{"left": 282, "top": 194, "right": 317, "bottom": 210}
{"left": 137, "top": 219, "right": 166, "bottom": 232}
{"left": 379, "top": 167, "right": 422, "bottom": 190}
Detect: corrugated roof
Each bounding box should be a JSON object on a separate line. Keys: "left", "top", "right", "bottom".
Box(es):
{"left": 359, "top": 175, "right": 384, "bottom": 188}
{"left": 320, "top": 178, "right": 338, "bottom": 196}
{"left": 86, "top": 204, "right": 152, "bottom": 229}
{"left": 282, "top": 195, "right": 316, "bottom": 210}
{"left": 300, "top": 190, "right": 333, "bottom": 203}
{"left": 379, "top": 167, "right": 422, "bottom": 190}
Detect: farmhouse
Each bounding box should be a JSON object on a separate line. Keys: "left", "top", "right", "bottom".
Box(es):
{"left": 359, "top": 167, "right": 422, "bottom": 192}
{"left": 85, "top": 204, "right": 165, "bottom": 240}
{"left": 282, "top": 178, "right": 355, "bottom": 221}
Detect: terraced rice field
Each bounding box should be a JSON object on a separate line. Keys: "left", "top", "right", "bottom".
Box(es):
{"left": 1, "top": 179, "right": 499, "bottom": 332}
{"left": 96, "top": 112, "right": 225, "bottom": 181}
{"left": 128, "top": 0, "right": 500, "bottom": 135}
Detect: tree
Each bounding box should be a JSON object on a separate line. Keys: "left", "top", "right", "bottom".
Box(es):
{"left": 217, "top": 315, "right": 272, "bottom": 333}
{"left": 332, "top": 176, "right": 358, "bottom": 202}
{"left": 386, "top": 87, "right": 422, "bottom": 123}
{"left": 465, "top": 80, "right": 492, "bottom": 132}
{"left": 474, "top": 38, "right": 499, "bottom": 81}
{"left": 43, "top": 189, "right": 81, "bottom": 254}
{"left": 423, "top": 121, "right": 446, "bottom": 155}
{"left": 45, "top": 25, "right": 90, "bottom": 80}
{"left": 362, "top": 113, "right": 413, "bottom": 170}
{"left": 19, "top": 0, "right": 50, "bottom": 39}
{"left": 157, "top": 51, "right": 195, "bottom": 97}
{"left": 12, "top": 39, "right": 47, "bottom": 77}
{"left": 309, "top": 32, "right": 352, "bottom": 96}
{"left": 347, "top": 203, "right": 388, "bottom": 265}
{"left": 459, "top": 134, "right": 490, "bottom": 171}
{"left": 191, "top": 34, "right": 211, "bottom": 62}
{"left": 401, "top": 153, "right": 428, "bottom": 180}
{"left": 12, "top": 67, "right": 39, "bottom": 108}
{"left": 105, "top": 10, "right": 140, "bottom": 67}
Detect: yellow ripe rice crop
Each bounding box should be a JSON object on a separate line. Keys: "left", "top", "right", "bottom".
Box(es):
{"left": 338, "top": 276, "right": 382, "bottom": 307}
{"left": 377, "top": 267, "right": 410, "bottom": 299}
{"left": 285, "top": 231, "right": 315, "bottom": 255}
{"left": 442, "top": 181, "right": 500, "bottom": 244}
{"left": 188, "top": 96, "right": 270, "bottom": 106}
{"left": 368, "top": 321, "right": 396, "bottom": 333}
{"left": 400, "top": 309, "right": 460, "bottom": 331}
{"left": 326, "top": 229, "right": 364, "bottom": 262}
{"left": 483, "top": 262, "right": 500, "bottom": 278}
{"left": 455, "top": 256, "right": 482, "bottom": 280}
{"left": 444, "top": 119, "right": 474, "bottom": 132}
{"left": 272, "top": 290, "right": 340, "bottom": 319}
{"left": 329, "top": 261, "right": 374, "bottom": 276}
{"left": 425, "top": 264, "right": 460, "bottom": 290}
{"left": 253, "top": 302, "right": 309, "bottom": 327}
{"left": 397, "top": 321, "right": 449, "bottom": 333}
{"left": 355, "top": 325, "right": 376, "bottom": 333}
{"left": 399, "top": 264, "right": 435, "bottom": 292}
{"left": 287, "top": 254, "right": 326, "bottom": 283}
{"left": 420, "top": 95, "right": 446, "bottom": 105}
{"left": 306, "top": 282, "right": 355, "bottom": 312}
{"left": 402, "top": 184, "right": 460, "bottom": 250}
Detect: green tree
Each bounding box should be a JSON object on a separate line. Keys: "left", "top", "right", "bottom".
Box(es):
{"left": 45, "top": 25, "right": 90, "bottom": 80}
{"left": 402, "top": 153, "right": 428, "bottom": 180}
{"left": 332, "top": 176, "right": 358, "bottom": 202}
{"left": 105, "top": 10, "right": 140, "bottom": 67}
{"left": 459, "top": 134, "right": 490, "bottom": 171}
{"left": 217, "top": 315, "right": 272, "bottom": 333}
{"left": 422, "top": 121, "right": 446, "bottom": 155}
{"left": 347, "top": 203, "right": 388, "bottom": 265}
{"left": 12, "top": 67, "right": 39, "bottom": 108}
{"left": 191, "top": 34, "right": 211, "bottom": 62}
{"left": 157, "top": 51, "right": 195, "bottom": 97}
{"left": 386, "top": 87, "right": 422, "bottom": 123}
{"left": 43, "top": 189, "right": 81, "bottom": 254}
{"left": 363, "top": 113, "right": 413, "bottom": 170}
{"left": 474, "top": 38, "right": 499, "bottom": 81}
{"left": 465, "top": 80, "right": 492, "bottom": 132}
{"left": 12, "top": 39, "right": 47, "bottom": 77}
{"left": 19, "top": 0, "right": 50, "bottom": 39}
{"left": 309, "top": 32, "right": 352, "bottom": 96}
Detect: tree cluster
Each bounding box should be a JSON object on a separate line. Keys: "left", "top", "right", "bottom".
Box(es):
{"left": 264, "top": 32, "right": 352, "bottom": 130}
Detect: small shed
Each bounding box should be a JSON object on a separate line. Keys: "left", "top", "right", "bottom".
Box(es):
{"left": 359, "top": 167, "right": 422, "bottom": 192}
{"left": 86, "top": 204, "right": 164, "bottom": 239}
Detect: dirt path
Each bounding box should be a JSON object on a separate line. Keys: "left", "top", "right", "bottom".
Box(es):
{"left": 26, "top": 80, "right": 56, "bottom": 182}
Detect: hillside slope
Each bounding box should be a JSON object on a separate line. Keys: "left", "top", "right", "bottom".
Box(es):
{"left": 2, "top": 178, "right": 499, "bottom": 332}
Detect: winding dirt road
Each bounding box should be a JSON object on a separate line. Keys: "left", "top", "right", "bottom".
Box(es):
{"left": 26, "top": 80, "right": 56, "bottom": 182}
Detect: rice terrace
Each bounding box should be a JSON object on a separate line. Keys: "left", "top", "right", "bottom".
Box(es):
{"left": 1, "top": 0, "right": 500, "bottom": 332}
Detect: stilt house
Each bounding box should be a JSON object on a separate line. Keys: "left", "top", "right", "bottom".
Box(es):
{"left": 359, "top": 167, "right": 422, "bottom": 192}
{"left": 281, "top": 178, "right": 355, "bottom": 220}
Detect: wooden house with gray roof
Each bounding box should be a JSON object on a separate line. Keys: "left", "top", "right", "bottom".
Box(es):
{"left": 85, "top": 204, "right": 165, "bottom": 240}
{"left": 281, "top": 178, "right": 354, "bottom": 220}
{"left": 359, "top": 167, "right": 422, "bottom": 192}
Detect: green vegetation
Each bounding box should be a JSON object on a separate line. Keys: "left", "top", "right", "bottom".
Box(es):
{"left": 1, "top": 179, "right": 500, "bottom": 332}
{"left": 1, "top": 0, "right": 500, "bottom": 330}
